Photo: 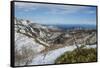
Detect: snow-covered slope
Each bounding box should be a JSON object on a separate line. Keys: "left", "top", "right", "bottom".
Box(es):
{"left": 15, "top": 18, "right": 64, "bottom": 54}
{"left": 15, "top": 18, "right": 49, "bottom": 53}
{"left": 29, "top": 44, "right": 96, "bottom": 65}
{"left": 15, "top": 32, "right": 45, "bottom": 53}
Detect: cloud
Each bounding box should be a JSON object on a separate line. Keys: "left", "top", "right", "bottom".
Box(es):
{"left": 15, "top": 2, "right": 96, "bottom": 15}
{"left": 15, "top": 2, "right": 40, "bottom": 11}
{"left": 45, "top": 5, "right": 96, "bottom": 15}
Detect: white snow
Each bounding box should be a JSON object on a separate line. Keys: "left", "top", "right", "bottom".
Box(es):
{"left": 84, "top": 44, "right": 96, "bottom": 48}
{"left": 15, "top": 33, "right": 45, "bottom": 53}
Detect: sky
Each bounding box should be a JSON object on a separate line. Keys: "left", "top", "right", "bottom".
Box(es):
{"left": 15, "top": 2, "right": 97, "bottom": 25}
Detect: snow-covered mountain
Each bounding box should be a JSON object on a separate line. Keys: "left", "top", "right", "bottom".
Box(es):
{"left": 15, "top": 19, "right": 45, "bottom": 53}
{"left": 14, "top": 18, "right": 97, "bottom": 66}
{"left": 15, "top": 18, "right": 97, "bottom": 50}
{"left": 15, "top": 18, "right": 65, "bottom": 53}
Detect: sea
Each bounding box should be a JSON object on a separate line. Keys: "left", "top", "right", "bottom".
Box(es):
{"left": 47, "top": 24, "right": 96, "bottom": 30}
